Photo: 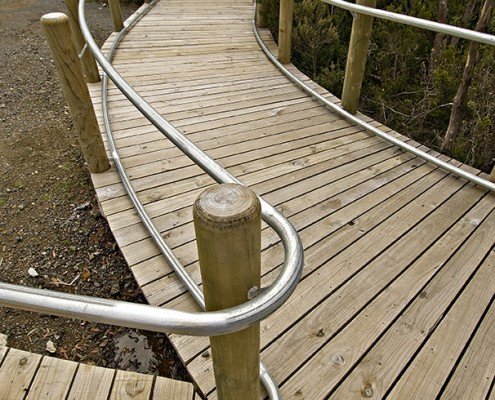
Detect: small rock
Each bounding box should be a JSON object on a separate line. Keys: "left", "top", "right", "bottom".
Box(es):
{"left": 28, "top": 267, "right": 39, "bottom": 277}
{"left": 46, "top": 340, "right": 56, "bottom": 354}
{"left": 110, "top": 283, "right": 120, "bottom": 295}
{"left": 18, "top": 204, "right": 25, "bottom": 210}
{"left": 74, "top": 202, "right": 90, "bottom": 211}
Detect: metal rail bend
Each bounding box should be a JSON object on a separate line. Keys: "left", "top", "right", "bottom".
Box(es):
{"left": 0, "top": 0, "right": 303, "bottom": 343}
{"left": 99, "top": 1, "right": 282, "bottom": 397}
{"left": 253, "top": 0, "right": 495, "bottom": 192}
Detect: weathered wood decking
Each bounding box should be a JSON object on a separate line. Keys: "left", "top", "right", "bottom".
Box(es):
{"left": 0, "top": 346, "right": 195, "bottom": 400}
{"left": 88, "top": 0, "right": 495, "bottom": 398}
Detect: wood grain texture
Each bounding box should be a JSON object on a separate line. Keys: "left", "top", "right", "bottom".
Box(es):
{"left": 64, "top": 0, "right": 100, "bottom": 83}
{"left": 26, "top": 356, "right": 78, "bottom": 400}
{"left": 0, "top": 349, "right": 41, "bottom": 400}
{"left": 108, "top": 0, "right": 124, "bottom": 32}
{"left": 85, "top": 0, "right": 495, "bottom": 398}
{"left": 0, "top": 347, "right": 195, "bottom": 400}
{"left": 109, "top": 370, "right": 154, "bottom": 400}
{"left": 194, "top": 184, "right": 261, "bottom": 399}
{"left": 66, "top": 363, "right": 114, "bottom": 400}
{"left": 41, "top": 13, "right": 109, "bottom": 173}
{"left": 341, "top": 0, "right": 377, "bottom": 114}
{"left": 153, "top": 376, "right": 196, "bottom": 399}
{"left": 278, "top": 0, "right": 294, "bottom": 64}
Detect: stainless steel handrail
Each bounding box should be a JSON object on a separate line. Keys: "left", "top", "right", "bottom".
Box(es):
{"left": 324, "top": 0, "right": 495, "bottom": 46}
{"left": 253, "top": 0, "right": 495, "bottom": 192}
{"left": 100, "top": 2, "right": 281, "bottom": 397}
{"left": 0, "top": 0, "right": 303, "bottom": 339}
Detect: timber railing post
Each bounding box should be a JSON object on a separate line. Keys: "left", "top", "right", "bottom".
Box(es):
{"left": 278, "top": 0, "right": 294, "bottom": 64}
{"left": 341, "top": 0, "right": 377, "bottom": 114}
{"left": 108, "top": 0, "right": 124, "bottom": 32}
{"left": 64, "top": 0, "right": 100, "bottom": 83}
{"left": 193, "top": 184, "right": 261, "bottom": 400}
{"left": 41, "top": 13, "right": 110, "bottom": 174}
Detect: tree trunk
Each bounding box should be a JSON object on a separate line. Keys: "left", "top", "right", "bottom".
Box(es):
{"left": 441, "top": 0, "right": 495, "bottom": 153}
{"left": 450, "top": 0, "right": 480, "bottom": 47}
{"left": 429, "top": 0, "right": 449, "bottom": 77}
{"left": 482, "top": 131, "right": 495, "bottom": 172}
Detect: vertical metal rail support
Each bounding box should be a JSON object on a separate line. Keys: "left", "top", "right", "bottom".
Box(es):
{"left": 278, "top": 0, "right": 294, "bottom": 64}
{"left": 341, "top": 0, "right": 377, "bottom": 114}
{"left": 194, "top": 184, "right": 261, "bottom": 400}
{"left": 41, "top": 13, "right": 110, "bottom": 173}
{"left": 108, "top": 0, "right": 124, "bottom": 32}
{"left": 64, "top": 0, "right": 100, "bottom": 83}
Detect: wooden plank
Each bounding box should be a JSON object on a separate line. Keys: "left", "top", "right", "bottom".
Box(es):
{"left": 387, "top": 249, "right": 495, "bottom": 399}
{"left": 327, "top": 203, "right": 495, "bottom": 400}
{"left": 0, "top": 335, "right": 7, "bottom": 363}
{"left": 93, "top": 115, "right": 358, "bottom": 188}
{"left": 26, "top": 356, "right": 78, "bottom": 400}
{"left": 152, "top": 377, "right": 195, "bottom": 399}
{"left": 168, "top": 163, "right": 461, "bottom": 364}
{"left": 190, "top": 182, "right": 488, "bottom": 395}
{"left": 0, "top": 349, "right": 41, "bottom": 400}
{"left": 138, "top": 152, "right": 430, "bottom": 295}
{"left": 108, "top": 134, "right": 387, "bottom": 244}
{"left": 109, "top": 370, "right": 154, "bottom": 400}
{"left": 87, "top": 0, "right": 495, "bottom": 398}
{"left": 117, "top": 139, "right": 393, "bottom": 267}
{"left": 66, "top": 363, "right": 114, "bottom": 400}
{"left": 441, "top": 297, "right": 495, "bottom": 399}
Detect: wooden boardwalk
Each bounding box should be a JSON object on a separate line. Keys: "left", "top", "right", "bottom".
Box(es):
{"left": 87, "top": 0, "right": 495, "bottom": 398}
{"left": 0, "top": 346, "right": 195, "bottom": 400}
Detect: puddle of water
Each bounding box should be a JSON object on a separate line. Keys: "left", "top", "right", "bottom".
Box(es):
{"left": 113, "top": 329, "right": 190, "bottom": 381}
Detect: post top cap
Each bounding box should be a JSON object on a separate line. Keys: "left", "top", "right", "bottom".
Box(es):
{"left": 41, "top": 12, "right": 69, "bottom": 25}
{"left": 194, "top": 184, "right": 260, "bottom": 230}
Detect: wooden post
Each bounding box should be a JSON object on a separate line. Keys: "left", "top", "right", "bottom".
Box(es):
{"left": 193, "top": 184, "right": 261, "bottom": 400}
{"left": 64, "top": 0, "right": 100, "bottom": 83}
{"left": 108, "top": 0, "right": 124, "bottom": 32}
{"left": 278, "top": 0, "right": 294, "bottom": 64}
{"left": 41, "top": 13, "right": 110, "bottom": 174}
{"left": 341, "top": 0, "right": 377, "bottom": 114}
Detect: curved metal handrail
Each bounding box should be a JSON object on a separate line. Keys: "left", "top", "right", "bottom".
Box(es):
{"left": 99, "top": 2, "right": 282, "bottom": 397}
{"left": 324, "top": 0, "right": 495, "bottom": 46}
{"left": 85, "top": 0, "right": 304, "bottom": 335}
{"left": 253, "top": 0, "right": 495, "bottom": 192}
{"left": 0, "top": 1, "right": 303, "bottom": 345}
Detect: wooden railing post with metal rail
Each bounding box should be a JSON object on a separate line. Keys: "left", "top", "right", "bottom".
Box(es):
{"left": 64, "top": 0, "right": 100, "bottom": 83}
{"left": 341, "top": 0, "right": 377, "bottom": 114}
{"left": 193, "top": 184, "right": 261, "bottom": 400}
{"left": 41, "top": 13, "right": 110, "bottom": 174}
{"left": 108, "top": 0, "right": 124, "bottom": 32}
{"left": 278, "top": 0, "right": 294, "bottom": 64}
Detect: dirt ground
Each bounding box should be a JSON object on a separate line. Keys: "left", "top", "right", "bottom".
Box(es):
{"left": 0, "top": 0, "right": 190, "bottom": 381}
